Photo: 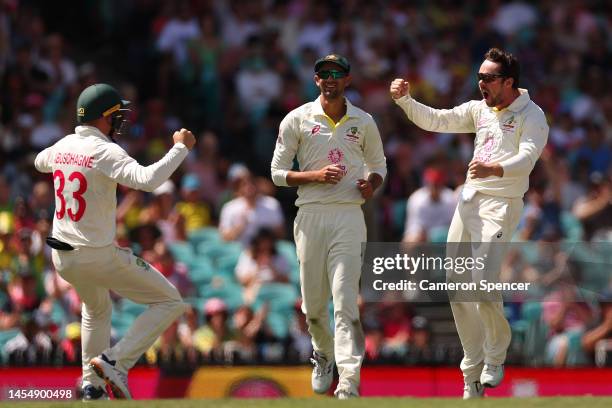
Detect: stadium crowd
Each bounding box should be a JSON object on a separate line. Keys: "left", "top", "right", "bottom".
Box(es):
{"left": 0, "top": 0, "right": 611, "bottom": 369}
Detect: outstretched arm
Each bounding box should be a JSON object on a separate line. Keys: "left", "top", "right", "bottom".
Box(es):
{"left": 98, "top": 128, "right": 195, "bottom": 192}
{"left": 390, "top": 78, "right": 476, "bottom": 134}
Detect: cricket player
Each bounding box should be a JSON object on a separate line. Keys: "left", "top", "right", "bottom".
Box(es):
{"left": 271, "top": 54, "right": 387, "bottom": 399}
{"left": 390, "top": 48, "right": 548, "bottom": 399}
{"left": 34, "top": 83, "right": 196, "bottom": 400}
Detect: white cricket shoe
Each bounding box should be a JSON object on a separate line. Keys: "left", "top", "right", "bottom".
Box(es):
{"left": 463, "top": 381, "right": 484, "bottom": 399}
{"left": 310, "top": 351, "right": 334, "bottom": 394}
{"left": 89, "top": 354, "right": 131, "bottom": 399}
{"left": 480, "top": 364, "right": 504, "bottom": 388}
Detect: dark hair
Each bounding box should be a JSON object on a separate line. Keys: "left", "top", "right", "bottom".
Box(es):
{"left": 249, "top": 228, "right": 278, "bottom": 257}
{"left": 484, "top": 48, "right": 520, "bottom": 89}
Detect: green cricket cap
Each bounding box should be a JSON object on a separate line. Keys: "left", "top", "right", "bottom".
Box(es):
{"left": 314, "top": 53, "right": 350, "bottom": 73}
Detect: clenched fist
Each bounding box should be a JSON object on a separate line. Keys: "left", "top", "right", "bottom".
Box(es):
{"left": 173, "top": 128, "right": 196, "bottom": 150}
{"left": 390, "top": 78, "right": 410, "bottom": 100}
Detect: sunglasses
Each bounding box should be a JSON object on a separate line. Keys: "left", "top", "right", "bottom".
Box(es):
{"left": 477, "top": 73, "right": 505, "bottom": 83}
{"left": 316, "top": 70, "right": 348, "bottom": 79}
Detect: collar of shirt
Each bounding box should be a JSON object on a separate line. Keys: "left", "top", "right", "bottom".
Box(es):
{"left": 492, "top": 88, "right": 530, "bottom": 113}
{"left": 311, "top": 96, "right": 360, "bottom": 123}
{"left": 75, "top": 125, "right": 111, "bottom": 142}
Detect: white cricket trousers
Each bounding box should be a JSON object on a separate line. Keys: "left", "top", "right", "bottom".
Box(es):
{"left": 446, "top": 191, "right": 523, "bottom": 383}
{"left": 51, "top": 244, "right": 186, "bottom": 387}
{"left": 293, "top": 204, "right": 366, "bottom": 396}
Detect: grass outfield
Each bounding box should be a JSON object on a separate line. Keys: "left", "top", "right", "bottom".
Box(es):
{"left": 2, "top": 397, "right": 612, "bottom": 408}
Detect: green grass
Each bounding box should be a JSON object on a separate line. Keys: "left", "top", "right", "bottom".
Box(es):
{"left": 2, "top": 397, "right": 612, "bottom": 408}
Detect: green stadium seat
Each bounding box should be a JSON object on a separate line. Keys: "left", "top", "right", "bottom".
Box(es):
{"left": 188, "top": 227, "right": 221, "bottom": 247}
{"left": 111, "top": 313, "right": 134, "bottom": 338}
{"left": 216, "top": 253, "right": 241, "bottom": 280}
{"left": 49, "top": 300, "right": 68, "bottom": 327}
{"left": 429, "top": 226, "right": 449, "bottom": 243}
{"left": 120, "top": 299, "right": 147, "bottom": 317}
{"left": 520, "top": 302, "right": 548, "bottom": 366}
{"left": 266, "top": 311, "right": 290, "bottom": 339}
{"left": 253, "top": 283, "right": 298, "bottom": 313}
{"left": 275, "top": 240, "right": 300, "bottom": 286}
{"left": 200, "top": 278, "right": 244, "bottom": 310}
{"left": 197, "top": 241, "right": 242, "bottom": 264}
{"left": 189, "top": 256, "right": 215, "bottom": 286}
{"left": 393, "top": 199, "right": 407, "bottom": 234}
{"left": 560, "top": 211, "right": 584, "bottom": 241}
{"left": 168, "top": 242, "right": 195, "bottom": 266}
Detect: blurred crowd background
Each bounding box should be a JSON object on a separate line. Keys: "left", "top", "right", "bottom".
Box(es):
{"left": 0, "top": 0, "right": 611, "bottom": 371}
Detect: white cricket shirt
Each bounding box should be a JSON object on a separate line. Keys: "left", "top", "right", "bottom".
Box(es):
{"left": 394, "top": 89, "right": 549, "bottom": 198}
{"left": 271, "top": 96, "right": 387, "bottom": 206}
{"left": 34, "top": 125, "right": 189, "bottom": 247}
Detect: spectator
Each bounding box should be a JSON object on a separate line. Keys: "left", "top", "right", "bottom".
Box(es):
{"left": 150, "top": 242, "right": 195, "bottom": 298}
{"left": 406, "top": 316, "right": 434, "bottom": 364}
{"left": 2, "top": 311, "right": 53, "bottom": 365}
{"left": 185, "top": 130, "right": 225, "bottom": 205}
{"left": 146, "top": 320, "right": 194, "bottom": 365}
{"left": 574, "top": 122, "right": 611, "bottom": 176}
{"left": 402, "top": 167, "right": 456, "bottom": 242}
{"left": 573, "top": 173, "right": 612, "bottom": 241}
{"left": 235, "top": 54, "right": 282, "bottom": 123}
{"left": 235, "top": 228, "right": 290, "bottom": 304}
{"left": 542, "top": 285, "right": 594, "bottom": 367}
{"left": 175, "top": 173, "right": 212, "bottom": 232}
{"left": 193, "top": 298, "right": 234, "bottom": 360}
{"left": 156, "top": 1, "right": 201, "bottom": 67}
{"left": 60, "top": 322, "right": 82, "bottom": 364}
{"left": 224, "top": 303, "right": 270, "bottom": 363}
{"left": 38, "top": 33, "right": 77, "bottom": 89}
{"left": 582, "top": 290, "right": 612, "bottom": 364}
{"left": 219, "top": 171, "right": 284, "bottom": 246}
{"left": 140, "top": 181, "right": 188, "bottom": 244}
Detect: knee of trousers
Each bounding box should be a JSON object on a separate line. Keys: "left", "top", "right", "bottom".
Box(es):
{"left": 333, "top": 309, "right": 360, "bottom": 327}
{"left": 82, "top": 299, "right": 112, "bottom": 320}
{"left": 168, "top": 299, "right": 188, "bottom": 316}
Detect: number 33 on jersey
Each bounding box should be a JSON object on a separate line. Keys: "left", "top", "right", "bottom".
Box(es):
{"left": 34, "top": 125, "right": 190, "bottom": 248}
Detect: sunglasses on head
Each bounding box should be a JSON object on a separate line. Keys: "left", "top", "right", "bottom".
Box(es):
{"left": 477, "top": 73, "right": 505, "bottom": 83}
{"left": 316, "top": 70, "right": 348, "bottom": 79}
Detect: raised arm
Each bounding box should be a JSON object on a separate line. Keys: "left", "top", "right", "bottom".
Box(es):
{"left": 34, "top": 147, "right": 54, "bottom": 173}
{"left": 390, "top": 78, "right": 476, "bottom": 134}
{"left": 98, "top": 128, "right": 195, "bottom": 192}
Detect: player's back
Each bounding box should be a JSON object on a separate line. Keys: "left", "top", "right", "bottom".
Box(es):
{"left": 37, "top": 128, "right": 120, "bottom": 248}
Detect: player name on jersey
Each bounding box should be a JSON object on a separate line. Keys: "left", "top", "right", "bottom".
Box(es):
{"left": 54, "top": 152, "right": 94, "bottom": 168}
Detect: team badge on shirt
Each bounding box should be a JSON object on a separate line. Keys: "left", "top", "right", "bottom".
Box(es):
{"left": 502, "top": 115, "right": 516, "bottom": 131}
{"left": 344, "top": 126, "right": 360, "bottom": 143}
{"left": 311, "top": 125, "right": 321, "bottom": 135}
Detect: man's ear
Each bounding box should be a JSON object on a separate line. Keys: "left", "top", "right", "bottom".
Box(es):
{"left": 345, "top": 74, "right": 352, "bottom": 87}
